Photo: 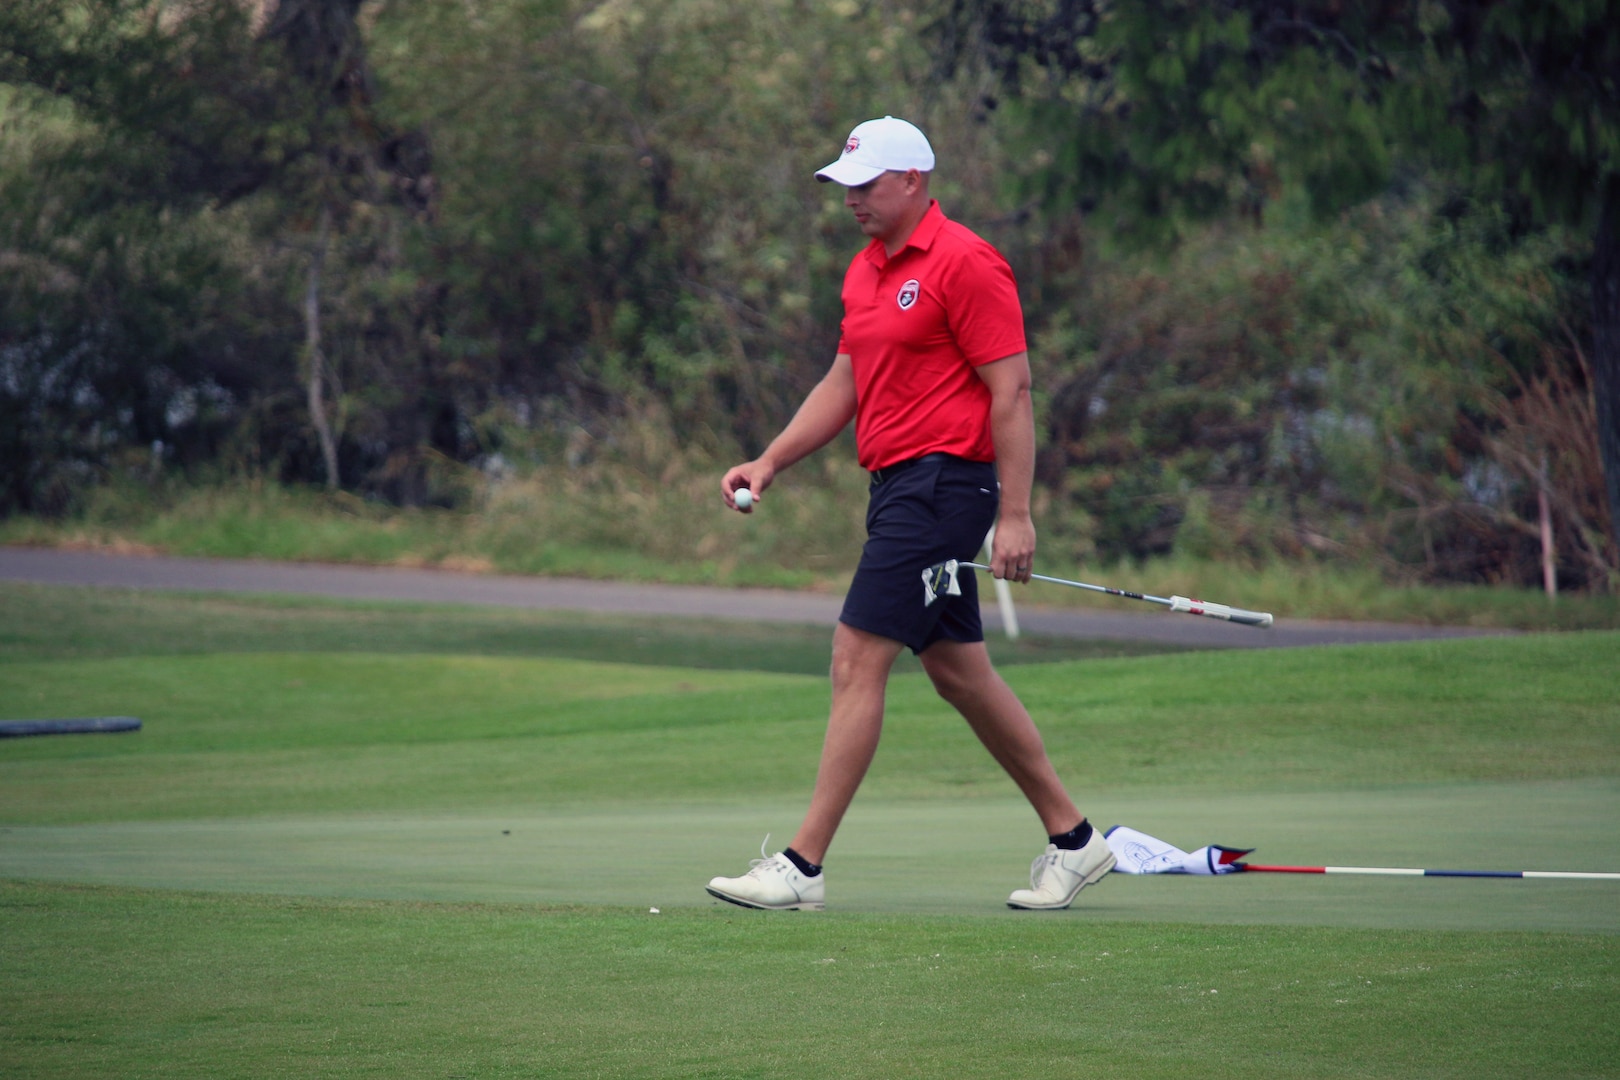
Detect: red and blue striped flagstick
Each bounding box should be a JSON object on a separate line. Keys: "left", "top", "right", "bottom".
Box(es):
{"left": 1240, "top": 864, "right": 1620, "bottom": 880}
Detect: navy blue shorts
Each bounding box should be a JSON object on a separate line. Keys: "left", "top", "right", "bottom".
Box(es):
{"left": 839, "top": 454, "right": 999, "bottom": 654}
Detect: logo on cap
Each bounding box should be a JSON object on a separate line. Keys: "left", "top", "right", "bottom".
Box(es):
{"left": 897, "top": 279, "right": 920, "bottom": 311}
{"left": 843, "top": 136, "right": 860, "bottom": 156}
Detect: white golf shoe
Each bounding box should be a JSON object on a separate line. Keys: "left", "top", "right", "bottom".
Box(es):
{"left": 706, "top": 846, "right": 825, "bottom": 911}
{"left": 1007, "top": 828, "right": 1116, "bottom": 910}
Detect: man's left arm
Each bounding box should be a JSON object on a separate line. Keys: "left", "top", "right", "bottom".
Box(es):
{"left": 976, "top": 351, "right": 1036, "bottom": 583}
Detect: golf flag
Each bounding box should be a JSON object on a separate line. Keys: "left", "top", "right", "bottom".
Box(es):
{"left": 1105, "top": 825, "right": 1251, "bottom": 875}
{"left": 922, "top": 559, "right": 962, "bottom": 606}
{"left": 1102, "top": 826, "right": 1620, "bottom": 880}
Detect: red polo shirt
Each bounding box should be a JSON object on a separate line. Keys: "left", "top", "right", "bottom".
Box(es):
{"left": 837, "top": 200, "right": 1026, "bottom": 471}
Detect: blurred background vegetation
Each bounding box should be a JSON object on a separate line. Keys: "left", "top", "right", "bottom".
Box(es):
{"left": 1, "top": 0, "right": 1616, "bottom": 602}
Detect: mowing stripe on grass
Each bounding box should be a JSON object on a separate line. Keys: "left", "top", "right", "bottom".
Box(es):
{"left": 5, "top": 783, "right": 1616, "bottom": 932}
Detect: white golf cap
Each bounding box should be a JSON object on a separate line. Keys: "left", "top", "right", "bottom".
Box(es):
{"left": 814, "top": 116, "right": 935, "bottom": 186}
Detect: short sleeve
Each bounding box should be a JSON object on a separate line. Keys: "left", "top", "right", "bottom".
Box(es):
{"left": 946, "top": 241, "right": 1026, "bottom": 366}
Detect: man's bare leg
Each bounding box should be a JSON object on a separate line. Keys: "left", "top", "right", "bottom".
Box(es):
{"left": 788, "top": 622, "right": 905, "bottom": 865}
{"left": 917, "top": 638, "right": 1083, "bottom": 835}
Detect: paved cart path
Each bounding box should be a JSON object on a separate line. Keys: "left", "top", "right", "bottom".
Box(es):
{"left": 0, "top": 546, "right": 1506, "bottom": 650}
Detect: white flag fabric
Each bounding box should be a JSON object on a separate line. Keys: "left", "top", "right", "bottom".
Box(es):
{"left": 922, "top": 559, "right": 962, "bottom": 606}
{"left": 1104, "top": 825, "right": 1252, "bottom": 875}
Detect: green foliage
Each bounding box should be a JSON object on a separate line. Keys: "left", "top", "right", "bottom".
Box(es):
{"left": 0, "top": 0, "right": 300, "bottom": 205}
{"left": 942, "top": 0, "right": 1396, "bottom": 234}
{"left": 0, "top": 0, "right": 378, "bottom": 508}
{"left": 1395, "top": 0, "right": 1620, "bottom": 228}
{"left": 368, "top": 0, "right": 951, "bottom": 453}
{"left": 0, "top": 0, "right": 294, "bottom": 512}
{"left": 1027, "top": 187, "right": 1597, "bottom": 585}
{"left": 942, "top": 0, "right": 1618, "bottom": 586}
{"left": 1, "top": 0, "right": 1612, "bottom": 594}
{"left": 946, "top": 0, "right": 1618, "bottom": 235}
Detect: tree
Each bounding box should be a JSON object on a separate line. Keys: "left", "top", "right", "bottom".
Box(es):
{"left": 1415, "top": 1, "right": 1620, "bottom": 575}
{"left": 935, "top": 0, "right": 1618, "bottom": 582}
{"left": 258, "top": 0, "right": 436, "bottom": 493}
{"left": 0, "top": 0, "right": 285, "bottom": 512}
{"left": 0, "top": 0, "right": 438, "bottom": 505}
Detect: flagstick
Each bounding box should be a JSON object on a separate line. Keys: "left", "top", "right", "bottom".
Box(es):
{"left": 1239, "top": 864, "right": 1620, "bottom": 880}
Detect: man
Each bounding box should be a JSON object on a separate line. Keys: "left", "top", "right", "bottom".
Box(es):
{"left": 706, "top": 116, "right": 1113, "bottom": 912}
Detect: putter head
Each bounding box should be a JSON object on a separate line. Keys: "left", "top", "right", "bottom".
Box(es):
{"left": 1169, "top": 596, "right": 1273, "bottom": 627}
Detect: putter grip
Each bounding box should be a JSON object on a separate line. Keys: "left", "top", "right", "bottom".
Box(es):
{"left": 1169, "top": 596, "right": 1274, "bottom": 628}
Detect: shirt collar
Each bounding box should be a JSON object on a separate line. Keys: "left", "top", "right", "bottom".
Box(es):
{"left": 862, "top": 200, "right": 947, "bottom": 268}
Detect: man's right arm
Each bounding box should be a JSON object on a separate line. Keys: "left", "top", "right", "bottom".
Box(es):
{"left": 722, "top": 353, "right": 856, "bottom": 511}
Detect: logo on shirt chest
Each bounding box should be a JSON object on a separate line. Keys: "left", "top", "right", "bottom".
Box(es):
{"left": 896, "top": 278, "right": 921, "bottom": 311}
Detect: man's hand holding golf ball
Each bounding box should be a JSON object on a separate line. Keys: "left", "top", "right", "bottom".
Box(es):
{"left": 722, "top": 461, "right": 775, "bottom": 513}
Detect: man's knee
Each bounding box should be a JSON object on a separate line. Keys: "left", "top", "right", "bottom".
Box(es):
{"left": 829, "top": 622, "right": 902, "bottom": 693}
{"left": 919, "top": 642, "right": 990, "bottom": 706}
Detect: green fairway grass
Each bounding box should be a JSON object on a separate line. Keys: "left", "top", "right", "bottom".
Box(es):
{"left": 0, "top": 581, "right": 1189, "bottom": 673}
{"left": 1, "top": 584, "right": 1616, "bottom": 1077}
{"left": 3, "top": 882, "right": 1614, "bottom": 1080}
{"left": 1, "top": 632, "right": 1612, "bottom": 822}
{"left": 3, "top": 784, "right": 1616, "bottom": 932}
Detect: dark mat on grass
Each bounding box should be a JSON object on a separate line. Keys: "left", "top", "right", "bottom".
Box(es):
{"left": 0, "top": 717, "right": 141, "bottom": 738}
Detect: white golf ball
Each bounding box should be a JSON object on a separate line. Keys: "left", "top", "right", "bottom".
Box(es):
{"left": 734, "top": 488, "right": 754, "bottom": 510}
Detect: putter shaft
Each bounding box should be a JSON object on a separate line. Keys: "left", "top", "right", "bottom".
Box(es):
{"left": 961, "top": 562, "right": 1273, "bottom": 628}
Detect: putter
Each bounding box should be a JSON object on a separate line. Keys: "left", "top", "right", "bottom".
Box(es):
{"left": 961, "top": 562, "right": 1274, "bottom": 628}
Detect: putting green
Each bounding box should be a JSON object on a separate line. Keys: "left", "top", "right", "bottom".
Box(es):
{"left": 5, "top": 590, "right": 1617, "bottom": 1079}
{"left": 3, "top": 780, "right": 1614, "bottom": 932}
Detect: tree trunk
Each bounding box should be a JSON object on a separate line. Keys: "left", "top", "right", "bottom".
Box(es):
{"left": 1591, "top": 174, "right": 1620, "bottom": 576}
{"left": 304, "top": 205, "right": 340, "bottom": 490}
{"left": 1538, "top": 452, "right": 1556, "bottom": 598}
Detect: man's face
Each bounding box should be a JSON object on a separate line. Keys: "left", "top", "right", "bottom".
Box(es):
{"left": 844, "top": 170, "right": 916, "bottom": 243}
